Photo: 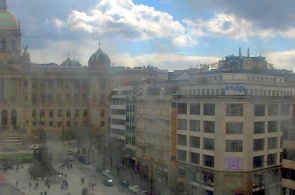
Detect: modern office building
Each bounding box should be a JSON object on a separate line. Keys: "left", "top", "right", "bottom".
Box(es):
{"left": 281, "top": 120, "right": 295, "bottom": 195}
{"left": 173, "top": 60, "right": 295, "bottom": 194}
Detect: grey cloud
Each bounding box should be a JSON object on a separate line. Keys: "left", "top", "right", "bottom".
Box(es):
{"left": 174, "top": 0, "right": 295, "bottom": 31}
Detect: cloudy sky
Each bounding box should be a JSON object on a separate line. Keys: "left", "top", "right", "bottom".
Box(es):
{"left": 7, "top": 0, "right": 295, "bottom": 71}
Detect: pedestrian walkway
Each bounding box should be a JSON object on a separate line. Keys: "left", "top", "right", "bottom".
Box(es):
{"left": 2, "top": 163, "right": 106, "bottom": 195}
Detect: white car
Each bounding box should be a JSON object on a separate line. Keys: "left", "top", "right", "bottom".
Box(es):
{"left": 128, "top": 185, "right": 140, "bottom": 193}
{"left": 102, "top": 170, "right": 111, "bottom": 177}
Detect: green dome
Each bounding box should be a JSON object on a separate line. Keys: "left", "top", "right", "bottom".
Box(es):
{"left": 88, "top": 48, "right": 111, "bottom": 67}
{"left": 0, "top": 10, "right": 17, "bottom": 30}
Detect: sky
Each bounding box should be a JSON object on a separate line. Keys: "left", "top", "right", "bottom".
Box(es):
{"left": 7, "top": 0, "right": 295, "bottom": 71}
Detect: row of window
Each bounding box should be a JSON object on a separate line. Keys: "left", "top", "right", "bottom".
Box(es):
{"left": 181, "top": 87, "right": 293, "bottom": 97}
{"left": 31, "top": 109, "right": 91, "bottom": 118}
{"left": 177, "top": 103, "right": 290, "bottom": 116}
{"left": 178, "top": 136, "right": 278, "bottom": 152}
{"left": 29, "top": 79, "right": 88, "bottom": 89}
{"left": 178, "top": 119, "right": 280, "bottom": 134}
{"left": 177, "top": 151, "right": 278, "bottom": 168}
{"left": 177, "top": 151, "right": 214, "bottom": 167}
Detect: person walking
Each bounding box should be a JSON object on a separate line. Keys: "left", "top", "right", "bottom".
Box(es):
{"left": 47, "top": 184, "right": 50, "bottom": 190}
{"left": 40, "top": 191, "right": 43, "bottom": 195}
{"left": 15, "top": 180, "right": 18, "bottom": 188}
{"left": 44, "top": 191, "right": 47, "bottom": 195}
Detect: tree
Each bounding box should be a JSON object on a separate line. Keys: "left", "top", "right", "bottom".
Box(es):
{"left": 39, "top": 129, "right": 47, "bottom": 147}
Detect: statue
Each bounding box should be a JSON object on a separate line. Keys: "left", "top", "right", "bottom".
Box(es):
{"left": 21, "top": 45, "right": 31, "bottom": 64}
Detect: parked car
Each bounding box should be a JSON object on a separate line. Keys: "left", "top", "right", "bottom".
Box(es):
{"left": 103, "top": 178, "right": 114, "bottom": 187}
{"left": 129, "top": 185, "right": 140, "bottom": 193}
{"left": 102, "top": 170, "right": 111, "bottom": 177}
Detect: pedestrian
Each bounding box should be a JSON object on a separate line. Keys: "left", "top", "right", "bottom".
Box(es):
{"left": 40, "top": 191, "right": 43, "bottom": 195}
{"left": 61, "top": 172, "right": 64, "bottom": 177}
{"left": 29, "top": 181, "right": 32, "bottom": 187}
{"left": 48, "top": 184, "right": 50, "bottom": 190}
{"left": 44, "top": 191, "right": 47, "bottom": 195}
{"left": 36, "top": 182, "right": 39, "bottom": 189}
{"left": 65, "top": 173, "right": 67, "bottom": 178}
{"left": 15, "top": 180, "right": 18, "bottom": 187}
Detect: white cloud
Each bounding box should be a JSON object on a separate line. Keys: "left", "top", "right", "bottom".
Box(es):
{"left": 263, "top": 50, "right": 295, "bottom": 70}
{"left": 54, "top": 0, "right": 198, "bottom": 47}
{"left": 184, "top": 13, "right": 275, "bottom": 40}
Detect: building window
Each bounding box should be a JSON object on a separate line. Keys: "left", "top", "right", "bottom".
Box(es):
{"left": 226, "top": 122, "right": 243, "bottom": 134}
{"left": 83, "top": 109, "right": 88, "bottom": 117}
{"left": 177, "top": 150, "right": 186, "bottom": 162}
{"left": 253, "top": 156, "right": 264, "bottom": 168}
{"left": 203, "top": 121, "right": 215, "bottom": 133}
{"left": 67, "top": 121, "right": 71, "bottom": 127}
{"left": 48, "top": 94, "right": 54, "bottom": 104}
{"left": 254, "top": 139, "right": 264, "bottom": 151}
{"left": 226, "top": 104, "right": 243, "bottom": 116}
{"left": 40, "top": 109, "right": 45, "bottom": 118}
{"left": 226, "top": 140, "right": 243, "bottom": 152}
{"left": 177, "top": 134, "right": 187, "bottom": 146}
{"left": 268, "top": 104, "right": 278, "bottom": 116}
{"left": 178, "top": 103, "right": 187, "bottom": 114}
{"left": 49, "top": 121, "right": 54, "bottom": 126}
{"left": 225, "top": 158, "right": 243, "bottom": 170}
{"left": 100, "top": 121, "right": 105, "bottom": 127}
{"left": 281, "top": 104, "right": 290, "bottom": 115}
{"left": 75, "top": 109, "right": 79, "bottom": 117}
{"left": 267, "top": 153, "right": 277, "bottom": 166}
{"left": 32, "top": 109, "right": 36, "bottom": 117}
{"left": 189, "top": 120, "right": 200, "bottom": 132}
{"left": 268, "top": 137, "right": 277, "bottom": 149}
{"left": 100, "top": 109, "right": 105, "bottom": 117}
{"left": 203, "top": 138, "right": 214, "bottom": 150}
{"left": 190, "top": 103, "right": 200, "bottom": 115}
{"left": 203, "top": 104, "right": 215, "bottom": 116}
{"left": 49, "top": 109, "right": 54, "bottom": 118}
{"left": 58, "top": 109, "right": 62, "bottom": 117}
{"left": 177, "top": 119, "right": 187, "bottom": 130}
{"left": 203, "top": 155, "right": 214, "bottom": 168}
{"left": 268, "top": 121, "right": 278, "bottom": 132}
{"left": 189, "top": 136, "right": 200, "bottom": 148}
{"left": 190, "top": 152, "right": 200, "bottom": 164}
{"left": 66, "top": 109, "right": 71, "bottom": 117}
{"left": 254, "top": 122, "right": 265, "bottom": 134}
{"left": 177, "top": 166, "right": 186, "bottom": 178}
{"left": 58, "top": 121, "right": 62, "bottom": 127}
{"left": 254, "top": 104, "right": 265, "bottom": 116}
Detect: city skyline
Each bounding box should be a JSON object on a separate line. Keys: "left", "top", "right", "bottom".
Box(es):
{"left": 8, "top": 0, "right": 295, "bottom": 71}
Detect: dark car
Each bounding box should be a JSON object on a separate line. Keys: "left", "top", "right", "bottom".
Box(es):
{"left": 103, "top": 178, "right": 114, "bottom": 187}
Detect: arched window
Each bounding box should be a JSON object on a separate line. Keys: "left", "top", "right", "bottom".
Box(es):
{"left": 1, "top": 39, "right": 7, "bottom": 50}
{"left": 58, "top": 109, "right": 62, "bottom": 117}
{"left": 11, "top": 109, "right": 17, "bottom": 126}
{"left": 66, "top": 109, "right": 71, "bottom": 117}
{"left": 83, "top": 109, "right": 87, "bottom": 117}
{"left": 49, "top": 109, "right": 54, "bottom": 118}
{"left": 40, "top": 109, "right": 45, "bottom": 118}
{"left": 2, "top": 109, "right": 7, "bottom": 126}
{"left": 32, "top": 109, "right": 36, "bottom": 117}
{"left": 75, "top": 109, "right": 79, "bottom": 117}
{"left": 10, "top": 39, "right": 16, "bottom": 51}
